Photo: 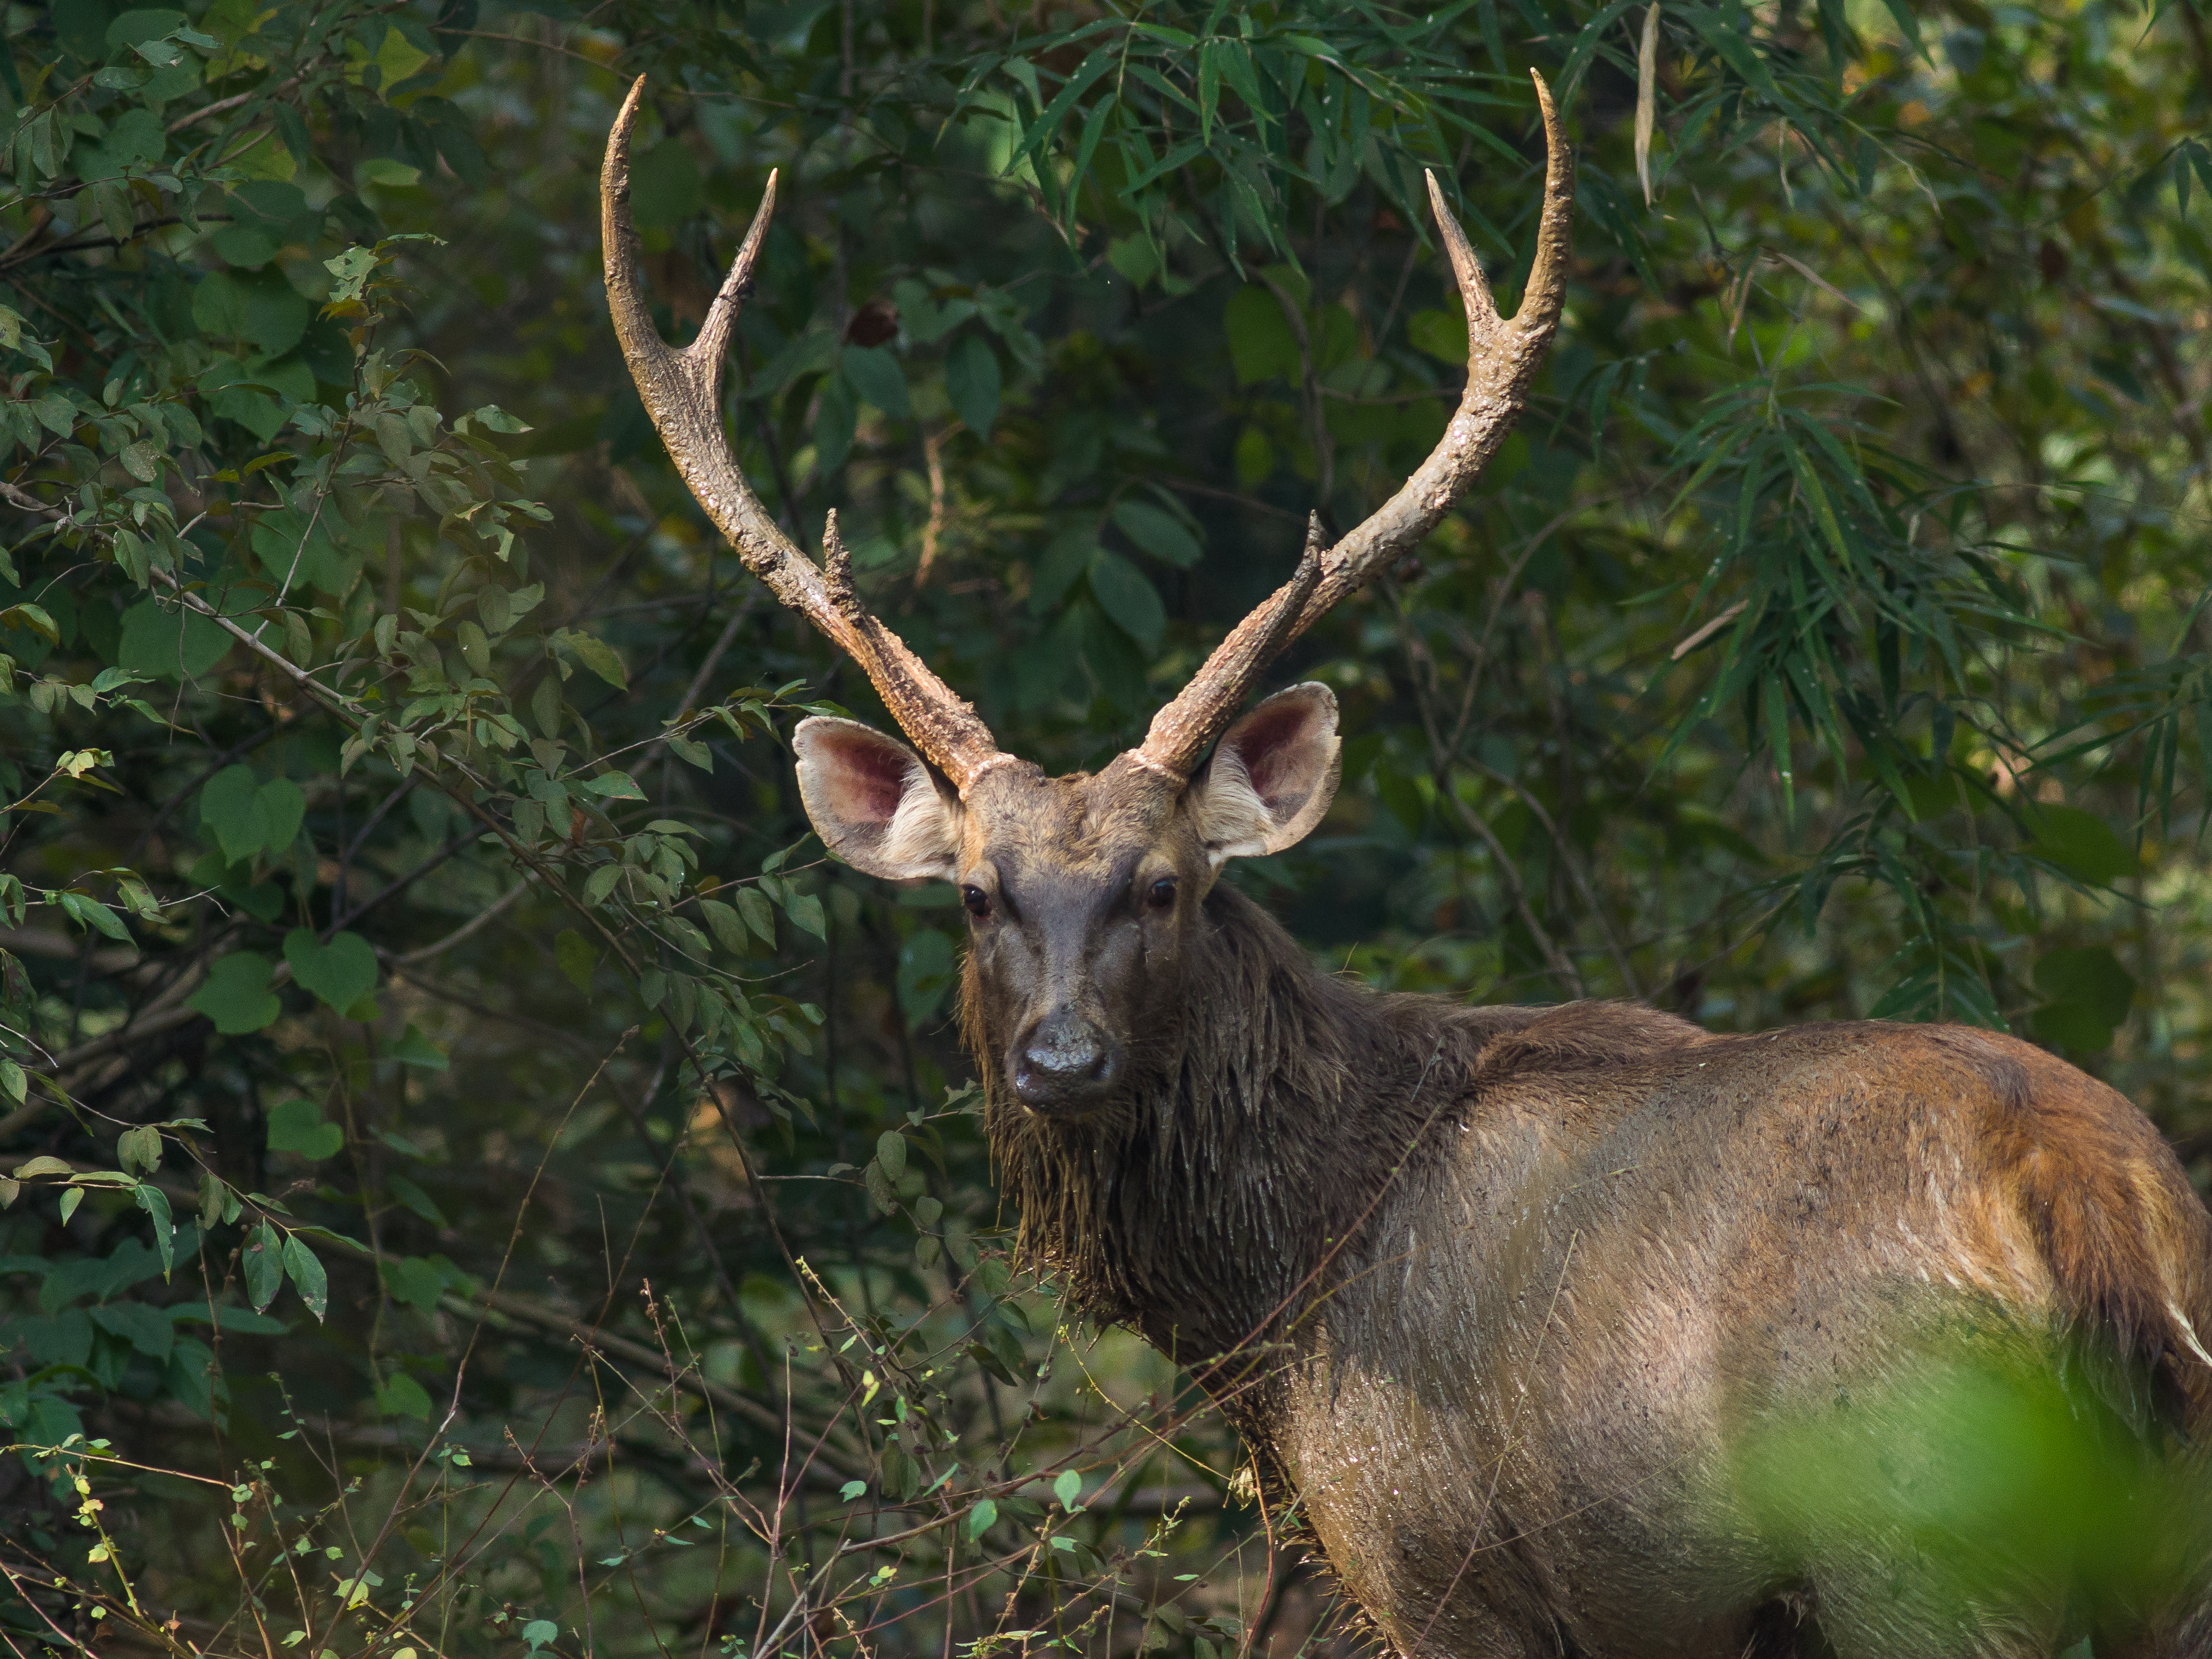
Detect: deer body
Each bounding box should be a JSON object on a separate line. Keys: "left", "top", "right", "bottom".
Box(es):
{"left": 599, "top": 75, "right": 2212, "bottom": 1656}
{"left": 981, "top": 882, "right": 2212, "bottom": 1658}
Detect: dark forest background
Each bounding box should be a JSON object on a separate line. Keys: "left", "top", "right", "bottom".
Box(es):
{"left": 1, "top": 0, "right": 2209, "bottom": 1655}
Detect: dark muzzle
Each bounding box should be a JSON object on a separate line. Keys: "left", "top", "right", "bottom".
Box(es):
{"left": 1012, "top": 1008, "right": 1121, "bottom": 1113}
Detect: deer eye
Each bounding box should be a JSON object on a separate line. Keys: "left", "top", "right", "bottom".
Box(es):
{"left": 1145, "top": 877, "right": 1178, "bottom": 911}
{"left": 961, "top": 885, "right": 991, "bottom": 919}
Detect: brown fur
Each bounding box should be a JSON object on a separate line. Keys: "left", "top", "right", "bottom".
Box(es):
{"left": 797, "top": 702, "right": 2212, "bottom": 1656}
{"left": 970, "top": 887, "right": 2212, "bottom": 1658}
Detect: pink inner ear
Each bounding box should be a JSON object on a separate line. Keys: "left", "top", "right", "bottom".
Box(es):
{"left": 1231, "top": 700, "right": 1315, "bottom": 803}
{"left": 820, "top": 731, "right": 915, "bottom": 823}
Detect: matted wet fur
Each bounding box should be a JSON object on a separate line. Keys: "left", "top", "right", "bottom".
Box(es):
{"left": 971, "top": 883, "right": 2212, "bottom": 1659}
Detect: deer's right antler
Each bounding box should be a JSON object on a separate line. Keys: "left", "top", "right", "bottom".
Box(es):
{"left": 1126, "top": 71, "right": 1576, "bottom": 786}
{"left": 602, "top": 78, "right": 1012, "bottom": 794}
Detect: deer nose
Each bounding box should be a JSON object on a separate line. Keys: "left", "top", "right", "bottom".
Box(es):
{"left": 1012, "top": 1010, "right": 1119, "bottom": 1111}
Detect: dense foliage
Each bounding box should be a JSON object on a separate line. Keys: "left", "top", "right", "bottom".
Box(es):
{"left": 0, "top": 0, "right": 2208, "bottom": 1654}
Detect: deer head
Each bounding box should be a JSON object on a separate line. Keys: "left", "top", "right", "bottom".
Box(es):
{"left": 602, "top": 76, "right": 1574, "bottom": 1117}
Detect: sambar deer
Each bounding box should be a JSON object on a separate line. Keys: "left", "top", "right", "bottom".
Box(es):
{"left": 602, "top": 76, "right": 2212, "bottom": 1659}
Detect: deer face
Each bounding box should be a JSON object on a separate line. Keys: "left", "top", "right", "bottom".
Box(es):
{"left": 794, "top": 685, "right": 1341, "bottom": 1116}
{"left": 602, "top": 70, "right": 1566, "bottom": 1102}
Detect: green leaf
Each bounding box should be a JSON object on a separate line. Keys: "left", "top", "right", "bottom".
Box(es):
{"left": 377, "top": 1371, "right": 433, "bottom": 1419}
{"left": 1873, "top": 0, "right": 1923, "bottom": 54}
{"left": 698, "top": 899, "right": 746, "bottom": 954}
{"left": 1407, "top": 306, "right": 1468, "bottom": 362}
{"left": 969, "top": 1339, "right": 1017, "bottom": 1385}
{"left": 1682, "top": 6, "right": 1785, "bottom": 104}
{"left": 1224, "top": 286, "right": 1300, "bottom": 385}
{"left": 188, "top": 952, "right": 280, "bottom": 1035}
{"left": 876, "top": 1130, "right": 908, "bottom": 1180}
{"left": 191, "top": 267, "right": 310, "bottom": 355}
{"left": 1111, "top": 499, "right": 1201, "bottom": 568}
{"left": 283, "top": 928, "right": 378, "bottom": 1013}
{"left": 134, "top": 1182, "right": 174, "bottom": 1279}
{"left": 966, "top": 1497, "right": 998, "bottom": 1540}
{"left": 266, "top": 1098, "right": 343, "bottom": 1160}
{"left": 946, "top": 334, "right": 1001, "bottom": 437}
{"left": 628, "top": 138, "right": 702, "bottom": 228}
{"left": 1054, "top": 1468, "right": 1082, "bottom": 1510}
{"left": 532, "top": 672, "right": 565, "bottom": 739}
{"left": 844, "top": 346, "right": 911, "bottom": 419}
{"left": 737, "top": 885, "right": 777, "bottom": 943}
{"left": 470, "top": 403, "right": 531, "bottom": 435}
{"left": 1088, "top": 551, "right": 1164, "bottom": 650}
{"left": 89, "top": 1301, "right": 173, "bottom": 1361}
{"left": 2027, "top": 806, "right": 2137, "bottom": 887}
{"left": 815, "top": 370, "right": 858, "bottom": 474}
{"left": 58, "top": 893, "right": 130, "bottom": 942}
{"left": 583, "top": 770, "right": 645, "bottom": 800}
{"left": 1026, "top": 529, "right": 1094, "bottom": 617}
{"left": 386, "top": 1173, "right": 447, "bottom": 1228}
{"left": 554, "top": 927, "right": 597, "bottom": 991}
{"left": 2031, "top": 1000, "right": 2115, "bottom": 1054}
{"left": 898, "top": 928, "right": 955, "bottom": 1026}
{"left": 280, "top": 1234, "right": 327, "bottom": 1320}
{"left": 456, "top": 619, "right": 491, "bottom": 676}
{"left": 784, "top": 890, "right": 826, "bottom": 939}
{"left": 200, "top": 764, "right": 267, "bottom": 862}
{"left": 243, "top": 1222, "right": 283, "bottom": 1311}
{"left": 173, "top": 1303, "right": 286, "bottom": 1335}
{"left": 116, "top": 1126, "right": 162, "bottom": 1175}
{"left": 381, "top": 1254, "right": 449, "bottom": 1315}
{"left": 2033, "top": 947, "right": 2136, "bottom": 1029}
{"left": 389, "top": 1023, "right": 448, "bottom": 1069}
{"left": 564, "top": 631, "right": 628, "bottom": 689}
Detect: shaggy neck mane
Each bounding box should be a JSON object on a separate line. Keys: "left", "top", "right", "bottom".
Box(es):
{"left": 970, "top": 885, "right": 1539, "bottom": 1371}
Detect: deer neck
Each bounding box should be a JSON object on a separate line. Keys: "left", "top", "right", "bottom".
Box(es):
{"left": 978, "top": 885, "right": 1501, "bottom": 1369}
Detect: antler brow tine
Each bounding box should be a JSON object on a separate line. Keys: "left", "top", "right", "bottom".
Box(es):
{"left": 601, "top": 77, "right": 1009, "bottom": 793}
{"left": 1132, "top": 70, "right": 1576, "bottom": 784}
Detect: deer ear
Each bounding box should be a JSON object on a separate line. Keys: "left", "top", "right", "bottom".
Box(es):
{"left": 794, "top": 717, "right": 963, "bottom": 882}
{"left": 1188, "top": 683, "right": 1341, "bottom": 868}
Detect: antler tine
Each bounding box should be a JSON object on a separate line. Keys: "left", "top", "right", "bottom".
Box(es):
{"left": 601, "top": 78, "right": 1008, "bottom": 793}
{"left": 1131, "top": 71, "right": 1575, "bottom": 784}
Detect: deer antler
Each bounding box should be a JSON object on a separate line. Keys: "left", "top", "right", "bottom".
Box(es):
{"left": 1130, "top": 71, "right": 1576, "bottom": 785}
{"left": 601, "top": 77, "right": 1011, "bottom": 793}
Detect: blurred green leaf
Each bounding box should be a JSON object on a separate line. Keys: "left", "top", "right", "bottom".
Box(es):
{"left": 554, "top": 928, "right": 597, "bottom": 991}
{"left": 2027, "top": 806, "right": 2137, "bottom": 887}
{"left": 1088, "top": 551, "right": 1164, "bottom": 650}
{"left": 389, "top": 1024, "right": 449, "bottom": 1070}
{"left": 1112, "top": 499, "right": 1201, "bottom": 568}
{"left": 377, "top": 1371, "right": 433, "bottom": 1419}
{"left": 282, "top": 929, "right": 377, "bottom": 1013}
{"left": 947, "top": 334, "right": 1002, "bottom": 437}
{"left": 844, "top": 346, "right": 911, "bottom": 420}
{"left": 265, "top": 1099, "right": 343, "bottom": 1160}
{"left": 1224, "top": 285, "right": 1299, "bottom": 385}
{"left": 186, "top": 953, "right": 279, "bottom": 1035}
{"left": 628, "top": 138, "right": 702, "bottom": 228}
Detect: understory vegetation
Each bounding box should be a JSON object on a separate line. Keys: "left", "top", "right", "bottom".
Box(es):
{"left": 0, "top": 0, "right": 2208, "bottom": 1654}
